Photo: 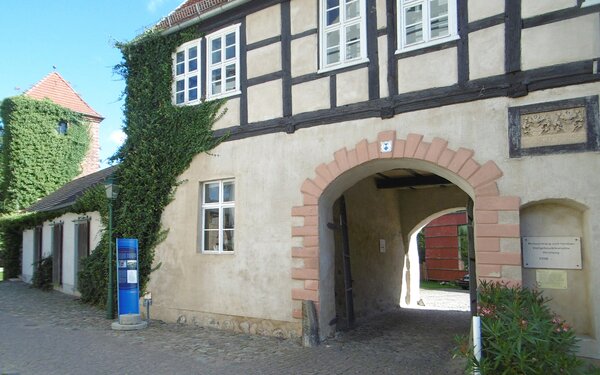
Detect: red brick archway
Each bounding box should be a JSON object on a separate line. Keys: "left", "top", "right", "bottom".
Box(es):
{"left": 290, "top": 131, "right": 521, "bottom": 320}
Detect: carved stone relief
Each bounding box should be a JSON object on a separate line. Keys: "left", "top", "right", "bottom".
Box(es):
{"left": 520, "top": 107, "right": 587, "bottom": 149}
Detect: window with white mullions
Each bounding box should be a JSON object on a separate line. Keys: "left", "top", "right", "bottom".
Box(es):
{"left": 207, "top": 24, "right": 240, "bottom": 99}
{"left": 320, "top": 0, "right": 367, "bottom": 70}
{"left": 397, "top": 0, "right": 458, "bottom": 53}
{"left": 173, "top": 39, "right": 201, "bottom": 105}
{"left": 201, "top": 180, "right": 235, "bottom": 253}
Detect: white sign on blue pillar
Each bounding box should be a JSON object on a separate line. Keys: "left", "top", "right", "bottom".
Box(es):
{"left": 116, "top": 238, "right": 140, "bottom": 315}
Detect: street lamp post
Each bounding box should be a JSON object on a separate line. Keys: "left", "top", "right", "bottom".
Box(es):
{"left": 105, "top": 177, "right": 118, "bottom": 319}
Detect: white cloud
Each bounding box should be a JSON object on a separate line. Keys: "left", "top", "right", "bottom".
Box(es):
{"left": 109, "top": 130, "right": 127, "bottom": 146}
{"left": 147, "top": 0, "right": 166, "bottom": 12}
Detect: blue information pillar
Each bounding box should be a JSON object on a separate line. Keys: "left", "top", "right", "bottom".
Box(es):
{"left": 116, "top": 238, "right": 140, "bottom": 316}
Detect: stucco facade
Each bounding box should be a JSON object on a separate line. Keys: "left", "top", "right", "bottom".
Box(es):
{"left": 22, "top": 212, "right": 103, "bottom": 295}
{"left": 148, "top": 0, "right": 600, "bottom": 358}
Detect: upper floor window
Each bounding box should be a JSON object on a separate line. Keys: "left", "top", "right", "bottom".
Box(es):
{"left": 319, "top": 0, "right": 368, "bottom": 71}
{"left": 173, "top": 38, "right": 201, "bottom": 105}
{"left": 201, "top": 179, "right": 235, "bottom": 253}
{"left": 207, "top": 24, "right": 241, "bottom": 99}
{"left": 397, "top": 0, "right": 458, "bottom": 53}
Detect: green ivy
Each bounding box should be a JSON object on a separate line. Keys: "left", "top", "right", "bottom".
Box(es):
{"left": 0, "top": 186, "right": 105, "bottom": 280}
{"left": 32, "top": 255, "right": 53, "bottom": 291}
{"left": 0, "top": 95, "right": 91, "bottom": 279}
{"left": 0, "top": 96, "right": 90, "bottom": 212}
{"left": 76, "top": 28, "right": 224, "bottom": 305}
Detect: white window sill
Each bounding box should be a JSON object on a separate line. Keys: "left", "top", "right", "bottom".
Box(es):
{"left": 200, "top": 250, "right": 235, "bottom": 255}
{"left": 173, "top": 99, "right": 201, "bottom": 107}
{"left": 206, "top": 90, "right": 242, "bottom": 101}
{"left": 318, "top": 57, "right": 370, "bottom": 74}
{"left": 396, "top": 34, "right": 460, "bottom": 55}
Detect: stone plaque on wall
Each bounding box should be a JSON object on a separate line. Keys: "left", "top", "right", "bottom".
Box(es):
{"left": 522, "top": 236, "right": 582, "bottom": 269}
{"left": 508, "top": 96, "right": 599, "bottom": 157}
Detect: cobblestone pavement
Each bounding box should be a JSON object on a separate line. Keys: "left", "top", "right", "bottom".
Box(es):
{"left": 0, "top": 281, "right": 470, "bottom": 374}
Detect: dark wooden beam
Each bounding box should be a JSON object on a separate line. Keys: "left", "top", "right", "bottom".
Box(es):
{"left": 375, "top": 175, "right": 452, "bottom": 189}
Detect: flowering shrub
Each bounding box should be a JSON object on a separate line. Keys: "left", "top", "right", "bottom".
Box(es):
{"left": 456, "top": 281, "right": 596, "bottom": 374}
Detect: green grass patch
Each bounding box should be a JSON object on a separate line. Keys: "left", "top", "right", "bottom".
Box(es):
{"left": 420, "top": 280, "right": 462, "bottom": 290}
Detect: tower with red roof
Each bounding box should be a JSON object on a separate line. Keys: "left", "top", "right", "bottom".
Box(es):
{"left": 24, "top": 72, "right": 103, "bottom": 177}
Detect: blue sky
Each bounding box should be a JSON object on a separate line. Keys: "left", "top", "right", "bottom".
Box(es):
{"left": 0, "top": 0, "right": 183, "bottom": 166}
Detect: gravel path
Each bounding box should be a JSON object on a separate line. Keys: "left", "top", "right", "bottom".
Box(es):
{"left": 0, "top": 281, "right": 470, "bottom": 374}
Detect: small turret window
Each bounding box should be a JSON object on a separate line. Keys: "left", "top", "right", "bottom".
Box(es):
{"left": 57, "top": 121, "right": 68, "bottom": 135}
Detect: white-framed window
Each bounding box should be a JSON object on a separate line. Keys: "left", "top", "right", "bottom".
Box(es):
{"left": 397, "top": 0, "right": 458, "bottom": 53}
{"left": 201, "top": 179, "right": 235, "bottom": 253}
{"left": 173, "top": 38, "right": 201, "bottom": 105}
{"left": 582, "top": 0, "right": 600, "bottom": 6}
{"left": 319, "top": 0, "right": 368, "bottom": 72}
{"left": 207, "top": 24, "right": 241, "bottom": 99}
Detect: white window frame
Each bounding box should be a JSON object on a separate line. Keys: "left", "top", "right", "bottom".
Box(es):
{"left": 206, "top": 24, "right": 241, "bottom": 100}
{"left": 319, "top": 0, "right": 369, "bottom": 72}
{"left": 172, "top": 38, "right": 202, "bottom": 105}
{"left": 582, "top": 0, "right": 600, "bottom": 6}
{"left": 200, "top": 179, "right": 235, "bottom": 254}
{"left": 396, "top": 0, "right": 459, "bottom": 54}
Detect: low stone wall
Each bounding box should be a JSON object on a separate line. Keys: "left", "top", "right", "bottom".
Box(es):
{"left": 148, "top": 305, "right": 302, "bottom": 340}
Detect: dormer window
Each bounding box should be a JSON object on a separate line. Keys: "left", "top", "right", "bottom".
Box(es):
{"left": 397, "top": 0, "right": 458, "bottom": 53}
{"left": 172, "top": 38, "right": 202, "bottom": 105}
{"left": 57, "top": 121, "right": 68, "bottom": 135}
{"left": 319, "top": 0, "right": 368, "bottom": 71}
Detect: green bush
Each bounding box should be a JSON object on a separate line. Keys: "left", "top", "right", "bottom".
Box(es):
{"left": 456, "top": 281, "right": 592, "bottom": 374}
{"left": 32, "top": 255, "right": 53, "bottom": 291}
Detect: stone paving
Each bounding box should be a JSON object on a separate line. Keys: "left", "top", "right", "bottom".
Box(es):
{"left": 0, "top": 281, "right": 470, "bottom": 374}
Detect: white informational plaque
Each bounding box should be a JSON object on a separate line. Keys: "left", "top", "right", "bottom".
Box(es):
{"left": 522, "top": 237, "right": 582, "bottom": 269}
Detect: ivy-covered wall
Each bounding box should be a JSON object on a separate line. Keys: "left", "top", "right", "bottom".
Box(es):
{"left": 0, "top": 96, "right": 90, "bottom": 212}
{"left": 74, "top": 28, "right": 224, "bottom": 305}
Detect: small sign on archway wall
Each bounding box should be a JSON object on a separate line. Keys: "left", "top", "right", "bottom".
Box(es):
{"left": 522, "top": 236, "right": 582, "bottom": 269}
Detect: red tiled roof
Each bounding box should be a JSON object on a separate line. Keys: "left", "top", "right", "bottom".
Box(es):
{"left": 157, "top": 0, "right": 235, "bottom": 30}
{"left": 24, "top": 72, "right": 103, "bottom": 120}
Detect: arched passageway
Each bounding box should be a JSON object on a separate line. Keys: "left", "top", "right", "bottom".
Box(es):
{"left": 291, "top": 131, "right": 521, "bottom": 339}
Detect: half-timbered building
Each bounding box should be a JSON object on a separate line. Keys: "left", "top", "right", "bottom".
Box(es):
{"left": 147, "top": 0, "right": 600, "bottom": 359}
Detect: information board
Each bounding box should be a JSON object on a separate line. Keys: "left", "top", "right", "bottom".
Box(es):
{"left": 522, "top": 237, "right": 582, "bottom": 269}
{"left": 116, "top": 238, "right": 140, "bottom": 315}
